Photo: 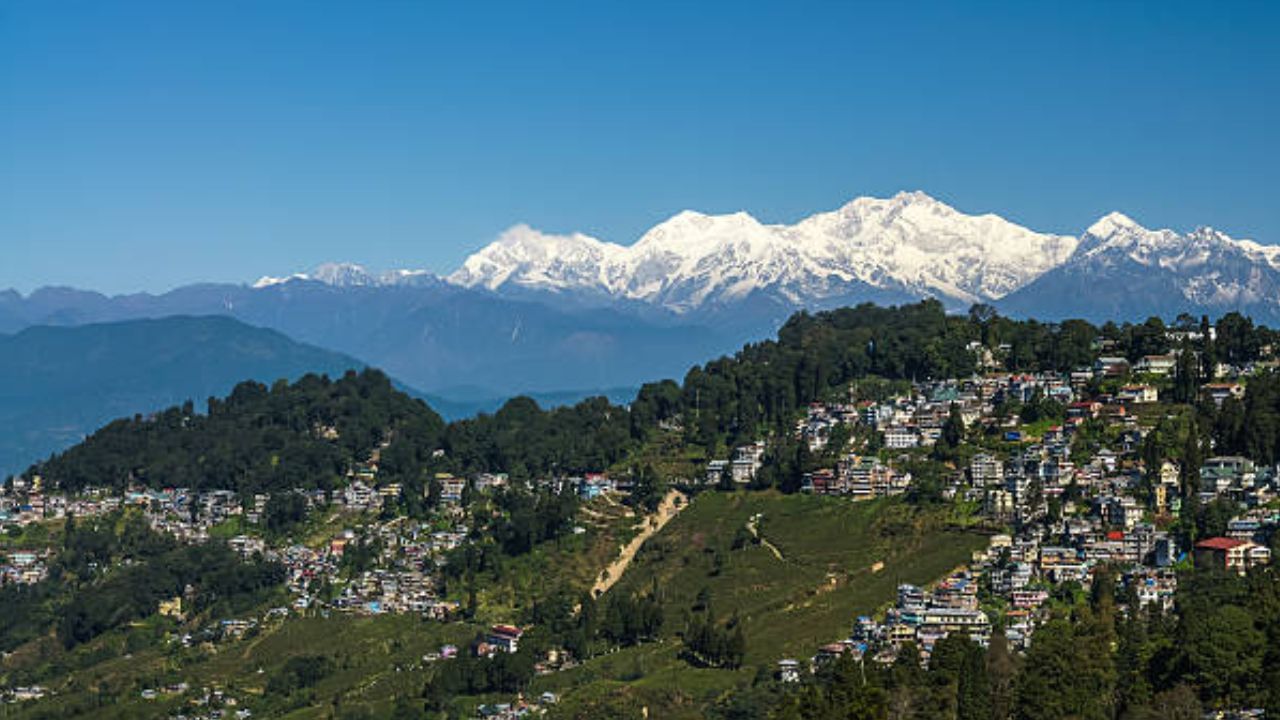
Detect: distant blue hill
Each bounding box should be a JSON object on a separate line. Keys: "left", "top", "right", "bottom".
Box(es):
{"left": 0, "top": 281, "right": 735, "bottom": 400}
{"left": 0, "top": 316, "right": 371, "bottom": 477}
{"left": 0, "top": 314, "right": 649, "bottom": 477}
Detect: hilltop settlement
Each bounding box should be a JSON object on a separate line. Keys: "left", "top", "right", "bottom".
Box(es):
{"left": 2, "top": 301, "right": 1280, "bottom": 719}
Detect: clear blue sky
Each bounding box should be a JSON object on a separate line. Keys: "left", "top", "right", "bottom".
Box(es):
{"left": 2, "top": 0, "right": 1277, "bottom": 294}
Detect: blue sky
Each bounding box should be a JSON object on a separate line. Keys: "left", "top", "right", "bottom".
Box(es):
{"left": 2, "top": 0, "right": 1277, "bottom": 294}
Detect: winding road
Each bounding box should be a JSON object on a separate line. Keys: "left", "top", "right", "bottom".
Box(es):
{"left": 746, "top": 512, "right": 785, "bottom": 561}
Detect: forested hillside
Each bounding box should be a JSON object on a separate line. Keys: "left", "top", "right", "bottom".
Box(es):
{"left": 0, "top": 510, "right": 283, "bottom": 653}
{"left": 27, "top": 369, "right": 441, "bottom": 493}
{"left": 646, "top": 300, "right": 1277, "bottom": 450}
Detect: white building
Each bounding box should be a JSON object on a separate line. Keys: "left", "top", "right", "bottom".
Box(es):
{"left": 884, "top": 426, "right": 919, "bottom": 450}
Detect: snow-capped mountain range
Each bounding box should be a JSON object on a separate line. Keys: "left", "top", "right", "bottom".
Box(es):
{"left": 260, "top": 190, "right": 1277, "bottom": 323}
{"left": 998, "top": 210, "right": 1280, "bottom": 322}
{"left": 3, "top": 190, "right": 1278, "bottom": 438}
{"left": 448, "top": 191, "right": 1079, "bottom": 311}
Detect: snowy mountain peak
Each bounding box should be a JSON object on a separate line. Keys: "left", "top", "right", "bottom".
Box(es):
{"left": 449, "top": 192, "right": 1080, "bottom": 311}
{"left": 891, "top": 189, "right": 942, "bottom": 206}
{"left": 1079, "top": 213, "right": 1209, "bottom": 264}
{"left": 633, "top": 209, "right": 771, "bottom": 254}
{"left": 252, "top": 273, "right": 309, "bottom": 289}
{"left": 312, "top": 262, "right": 377, "bottom": 287}
{"left": 1009, "top": 210, "right": 1280, "bottom": 316}
{"left": 450, "top": 225, "right": 622, "bottom": 293}
{"left": 1085, "top": 211, "right": 1145, "bottom": 239}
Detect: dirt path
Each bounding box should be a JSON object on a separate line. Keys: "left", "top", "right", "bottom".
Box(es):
{"left": 591, "top": 489, "right": 687, "bottom": 597}
{"left": 746, "top": 512, "right": 785, "bottom": 562}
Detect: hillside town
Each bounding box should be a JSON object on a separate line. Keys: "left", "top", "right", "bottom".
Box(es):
{"left": 761, "top": 340, "right": 1279, "bottom": 706}
{"left": 2, "top": 325, "right": 1279, "bottom": 718}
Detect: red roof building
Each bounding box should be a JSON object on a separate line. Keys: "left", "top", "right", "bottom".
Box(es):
{"left": 1195, "top": 537, "right": 1244, "bottom": 551}
{"left": 1195, "top": 537, "right": 1271, "bottom": 575}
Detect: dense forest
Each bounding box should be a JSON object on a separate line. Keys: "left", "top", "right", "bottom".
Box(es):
{"left": 23, "top": 369, "right": 634, "bottom": 494}
{"left": 20, "top": 301, "right": 1280, "bottom": 497}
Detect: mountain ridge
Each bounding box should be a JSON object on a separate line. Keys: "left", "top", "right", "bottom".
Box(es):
{"left": 0, "top": 315, "right": 372, "bottom": 476}
{"left": 999, "top": 208, "right": 1280, "bottom": 323}
{"left": 0, "top": 281, "right": 731, "bottom": 399}
{"left": 232, "top": 191, "right": 1275, "bottom": 323}
{"left": 448, "top": 191, "right": 1082, "bottom": 311}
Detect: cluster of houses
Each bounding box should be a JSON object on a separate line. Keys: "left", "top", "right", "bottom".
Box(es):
{"left": 273, "top": 520, "right": 468, "bottom": 618}
{"left": 780, "top": 507, "right": 1270, "bottom": 682}
{"left": 803, "top": 571, "right": 992, "bottom": 670}
{"left": 0, "top": 461, "right": 487, "bottom": 620}
{"left": 0, "top": 453, "right": 560, "bottom": 720}
{"left": 0, "top": 475, "right": 120, "bottom": 525}
{"left": 0, "top": 549, "right": 47, "bottom": 585}
{"left": 474, "top": 691, "right": 560, "bottom": 719}
{"left": 778, "top": 361, "right": 1280, "bottom": 526}
{"left": 802, "top": 455, "right": 911, "bottom": 499}
{"left": 155, "top": 685, "right": 255, "bottom": 720}
{"left": 773, "top": 355, "right": 1278, "bottom": 684}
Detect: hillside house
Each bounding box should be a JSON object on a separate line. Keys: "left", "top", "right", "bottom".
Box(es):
{"left": 1094, "top": 357, "right": 1130, "bottom": 377}
{"left": 342, "top": 481, "right": 380, "bottom": 510}
{"left": 1117, "top": 385, "right": 1159, "bottom": 404}
{"left": 438, "top": 475, "right": 467, "bottom": 504}
{"left": 1134, "top": 354, "right": 1177, "bottom": 376}
{"left": 884, "top": 426, "right": 919, "bottom": 449}
{"left": 485, "top": 624, "right": 524, "bottom": 654}
{"left": 1203, "top": 383, "right": 1245, "bottom": 406}
{"left": 706, "top": 460, "right": 730, "bottom": 485}
{"left": 1194, "top": 537, "right": 1271, "bottom": 575}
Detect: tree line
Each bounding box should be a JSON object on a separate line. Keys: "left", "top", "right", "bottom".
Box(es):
{"left": 22, "top": 303, "right": 1280, "bottom": 500}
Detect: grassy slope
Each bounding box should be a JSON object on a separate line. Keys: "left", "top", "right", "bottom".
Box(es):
{"left": 609, "top": 426, "right": 710, "bottom": 482}
{"left": 613, "top": 491, "right": 986, "bottom": 662}
{"left": 534, "top": 491, "right": 988, "bottom": 718}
